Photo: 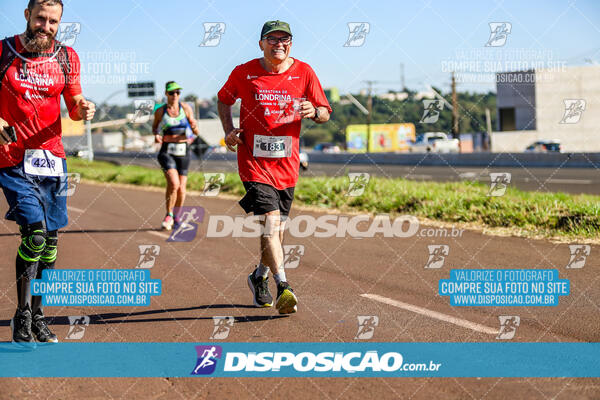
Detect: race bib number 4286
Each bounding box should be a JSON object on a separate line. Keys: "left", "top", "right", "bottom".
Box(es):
{"left": 24, "top": 149, "right": 64, "bottom": 177}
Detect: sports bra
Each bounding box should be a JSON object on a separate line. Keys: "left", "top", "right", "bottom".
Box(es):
{"left": 160, "top": 103, "right": 191, "bottom": 136}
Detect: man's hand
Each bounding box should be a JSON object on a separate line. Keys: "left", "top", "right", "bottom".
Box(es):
{"left": 299, "top": 101, "right": 316, "bottom": 119}
{"left": 0, "top": 118, "right": 13, "bottom": 145}
{"left": 225, "top": 128, "right": 243, "bottom": 152}
{"left": 78, "top": 99, "right": 96, "bottom": 121}
{"left": 154, "top": 134, "right": 163, "bottom": 144}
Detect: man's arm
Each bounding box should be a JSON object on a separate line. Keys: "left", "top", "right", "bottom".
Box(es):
{"left": 313, "top": 106, "right": 330, "bottom": 124}
{"left": 299, "top": 103, "right": 330, "bottom": 124}
{"left": 217, "top": 100, "right": 243, "bottom": 151}
{"left": 0, "top": 117, "right": 12, "bottom": 145}
{"left": 64, "top": 94, "right": 96, "bottom": 121}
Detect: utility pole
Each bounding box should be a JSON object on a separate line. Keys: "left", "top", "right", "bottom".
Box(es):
{"left": 451, "top": 72, "right": 459, "bottom": 139}
{"left": 365, "top": 80, "right": 374, "bottom": 153}
{"left": 400, "top": 63, "right": 405, "bottom": 92}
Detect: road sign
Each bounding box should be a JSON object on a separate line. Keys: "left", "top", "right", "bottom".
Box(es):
{"left": 127, "top": 82, "right": 155, "bottom": 98}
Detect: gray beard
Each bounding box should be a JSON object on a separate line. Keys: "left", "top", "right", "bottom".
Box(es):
{"left": 24, "top": 23, "right": 55, "bottom": 52}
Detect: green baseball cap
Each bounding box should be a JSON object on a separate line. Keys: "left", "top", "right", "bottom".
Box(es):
{"left": 261, "top": 20, "right": 292, "bottom": 39}
{"left": 165, "top": 81, "right": 183, "bottom": 92}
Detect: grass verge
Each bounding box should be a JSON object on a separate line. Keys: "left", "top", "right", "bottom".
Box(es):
{"left": 67, "top": 158, "right": 599, "bottom": 240}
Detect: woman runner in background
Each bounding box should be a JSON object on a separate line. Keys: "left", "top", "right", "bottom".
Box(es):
{"left": 153, "top": 81, "right": 200, "bottom": 230}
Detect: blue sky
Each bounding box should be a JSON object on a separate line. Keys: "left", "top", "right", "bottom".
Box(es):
{"left": 1, "top": 0, "right": 598, "bottom": 104}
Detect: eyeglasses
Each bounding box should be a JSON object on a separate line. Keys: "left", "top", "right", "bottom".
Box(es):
{"left": 264, "top": 36, "right": 292, "bottom": 45}
{"left": 167, "top": 90, "right": 181, "bottom": 96}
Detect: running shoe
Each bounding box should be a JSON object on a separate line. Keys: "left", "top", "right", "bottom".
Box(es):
{"left": 31, "top": 311, "right": 58, "bottom": 343}
{"left": 162, "top": 214, "right": 174, "bottom": 230}
{"left": 247, "top": 269, "right": 273, "bottom": 307}
{"left": 11, "top": 306, "right": 35, "bottom": 345}
{"left": 276, "top": 282, "right": 298, "bottom": 314}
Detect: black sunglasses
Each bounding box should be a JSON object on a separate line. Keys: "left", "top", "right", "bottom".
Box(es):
{"left": 167, "top": 90, "right": 181, "bottom": 96}
{"left": 264, "top": 36, "right": 292, "bottom": 45}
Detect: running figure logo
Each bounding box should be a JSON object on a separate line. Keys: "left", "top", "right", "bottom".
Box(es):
{"left": 283, "top": 245, "right": 305, "bottom": 269}
{"left": 485, "top": 22, "right": 512, "bottom": 47}
{"left": 566, "top": 244, "right": 591, "bottom": 269}
{"left": 344, "top": 22, "right": 370, "bottom": 47}
{"left": 274, "top": 97, "right": 304, "bottom": 124}
{"left": 420, "top": 100, "right": 444, "bottom": 123}
{"left": 65, "top": 316, "right": 90, "bottom": 340}
{"left": 425, "top": 245, "right": 449, "bottom": 269}
{"left": 199, "top": 23, "right": 226, "bottom": 47}
{"left": 355, "top": 316, "right": 379, "bottom": 340}
{"left": 203, "top": 173, "right": 225, "bottom": 196}
{"left": 57, "top": 22, "right": 81, "bottom": 46}
{"left": 168, "top": 207, "right": 205, "bottom": 242}
{"left": 191, "top": 345, "right": 222, "bottom": 375}
{"left": 496, "top": 316, "right": 520, "bottom": 340}
{"left": 136, "top": 245, "right": 160, "bottom": 269}
{"left": 210, "top": 316, "right": 234, "bottom": 340}
{"left": 559, "top": 99, "right": 586, "bottom": 124}
{"left": 347, "top": 173, "right": 370, "bottom": 197}
{"left": 131, "top": 100, "right": 155, "bottom": 124}
{"left": 57, "top": 173, "right": 81, "bottom": 197}
{"left": 488, "top": 172, "right": 511, "bottom": 197}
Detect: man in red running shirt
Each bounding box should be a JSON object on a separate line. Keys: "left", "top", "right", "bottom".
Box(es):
{"left": 0, "top": 0, "right": 95, "bottom": 345}
{"left": 218, "top": 20, "right": 331, "bottom": 314}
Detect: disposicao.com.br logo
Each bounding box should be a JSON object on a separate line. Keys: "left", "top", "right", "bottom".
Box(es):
{"left": 207, "top": 214, "right": 421, "bottom": 238}
{"left": 198, "top": 350, "right": 441, "bottom": 375}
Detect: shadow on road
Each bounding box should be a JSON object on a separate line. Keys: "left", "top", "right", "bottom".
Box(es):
{"left": 0, "top": 304, "right": 288, "bottom": 327}
{"left": 0, "top": 228, "right": 163, "bottom": 237}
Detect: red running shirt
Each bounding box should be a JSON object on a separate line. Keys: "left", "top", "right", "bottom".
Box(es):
{"left": 218, "top": 58, "right": 331, "bottom": 190}
{"left": 0, "top": 35, "right": 82, "bottom": 168}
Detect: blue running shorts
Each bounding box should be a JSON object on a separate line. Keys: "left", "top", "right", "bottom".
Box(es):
{"left": 0, "top": 158, "right": 68, "bottom": 231}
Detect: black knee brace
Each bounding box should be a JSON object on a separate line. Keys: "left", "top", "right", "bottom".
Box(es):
{"left": 39, "top": 230, "right": 58, "bottom": 266}
{"left": 17, "top": 222, "right": 47, "bottom": 265}
{"left": 16, "top": 222, "right": 46, "bottom": 311}
{"left": 32, "top": 230, "right": 58, "bottom": 315}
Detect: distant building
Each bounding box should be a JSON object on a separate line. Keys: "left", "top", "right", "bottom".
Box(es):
{"left": 493, "top": 65, "right": 600, "bottom": 152}
{"left": 197, "top": 118, "right": 239, "bottom": 146}
{"left": 377, "top": 92, "right": 409, "bottom": 101}
{"left": 413, "top": 90, "right": 436, "bottom": 100}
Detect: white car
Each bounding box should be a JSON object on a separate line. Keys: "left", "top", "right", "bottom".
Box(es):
{"left": 409, "top": 132, "right": 459, "bottom": 153}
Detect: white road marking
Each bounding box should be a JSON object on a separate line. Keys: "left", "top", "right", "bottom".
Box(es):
{"left": 67, "top": 206, "right": 85, "bottom": 213}
{"left": 148, "top": 231, "right": 170, "bottom": 239}
{"left": 546, "top": 179, "right": 592, "bottom": 185}
{"left": 360, "top": 293, "right": 498, "bottom": 335}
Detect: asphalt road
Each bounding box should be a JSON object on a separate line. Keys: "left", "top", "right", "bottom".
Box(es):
{"left": 0, "top": 183, "right": 598, "bottom": 399}
{"left": 97, "top": 155, "right": 600, "bottom": 195}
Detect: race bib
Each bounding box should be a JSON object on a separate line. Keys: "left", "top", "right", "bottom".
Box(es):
{"left": 167, "top": 143, "right": 187, "bottom": 156}
{"left": 23, "top": 149, "right": 64, "bottom": 177}
{"left": 253, "top": 135, "right": 292, "bottom": 158}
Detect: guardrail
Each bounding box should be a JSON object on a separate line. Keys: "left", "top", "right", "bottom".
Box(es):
{"left": 301, "top": 152, "right": 600, "bottom": 168}
{"left": 93, "top": 151, "right": 600, "bottom": 168}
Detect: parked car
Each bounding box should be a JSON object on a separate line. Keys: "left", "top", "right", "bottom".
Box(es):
{"left": 525, "top": 140, "right": 561, "bottom": 153}
{"left": 314, "top": 142, "right": 341, "bottom": 153}
{"left": 409, "top": 132, "right": 459, "bottom": 153}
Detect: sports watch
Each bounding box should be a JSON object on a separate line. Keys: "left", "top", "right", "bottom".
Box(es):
{"left": 312, "top": 107, "right": 320, "bottom": 122}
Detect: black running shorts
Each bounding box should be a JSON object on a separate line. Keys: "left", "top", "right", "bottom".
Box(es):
{"left": 157, "top": 143, "right": 190, "bottom": 176}
{"left": 239, "top": 181, "right": 295, "bottom": 216}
